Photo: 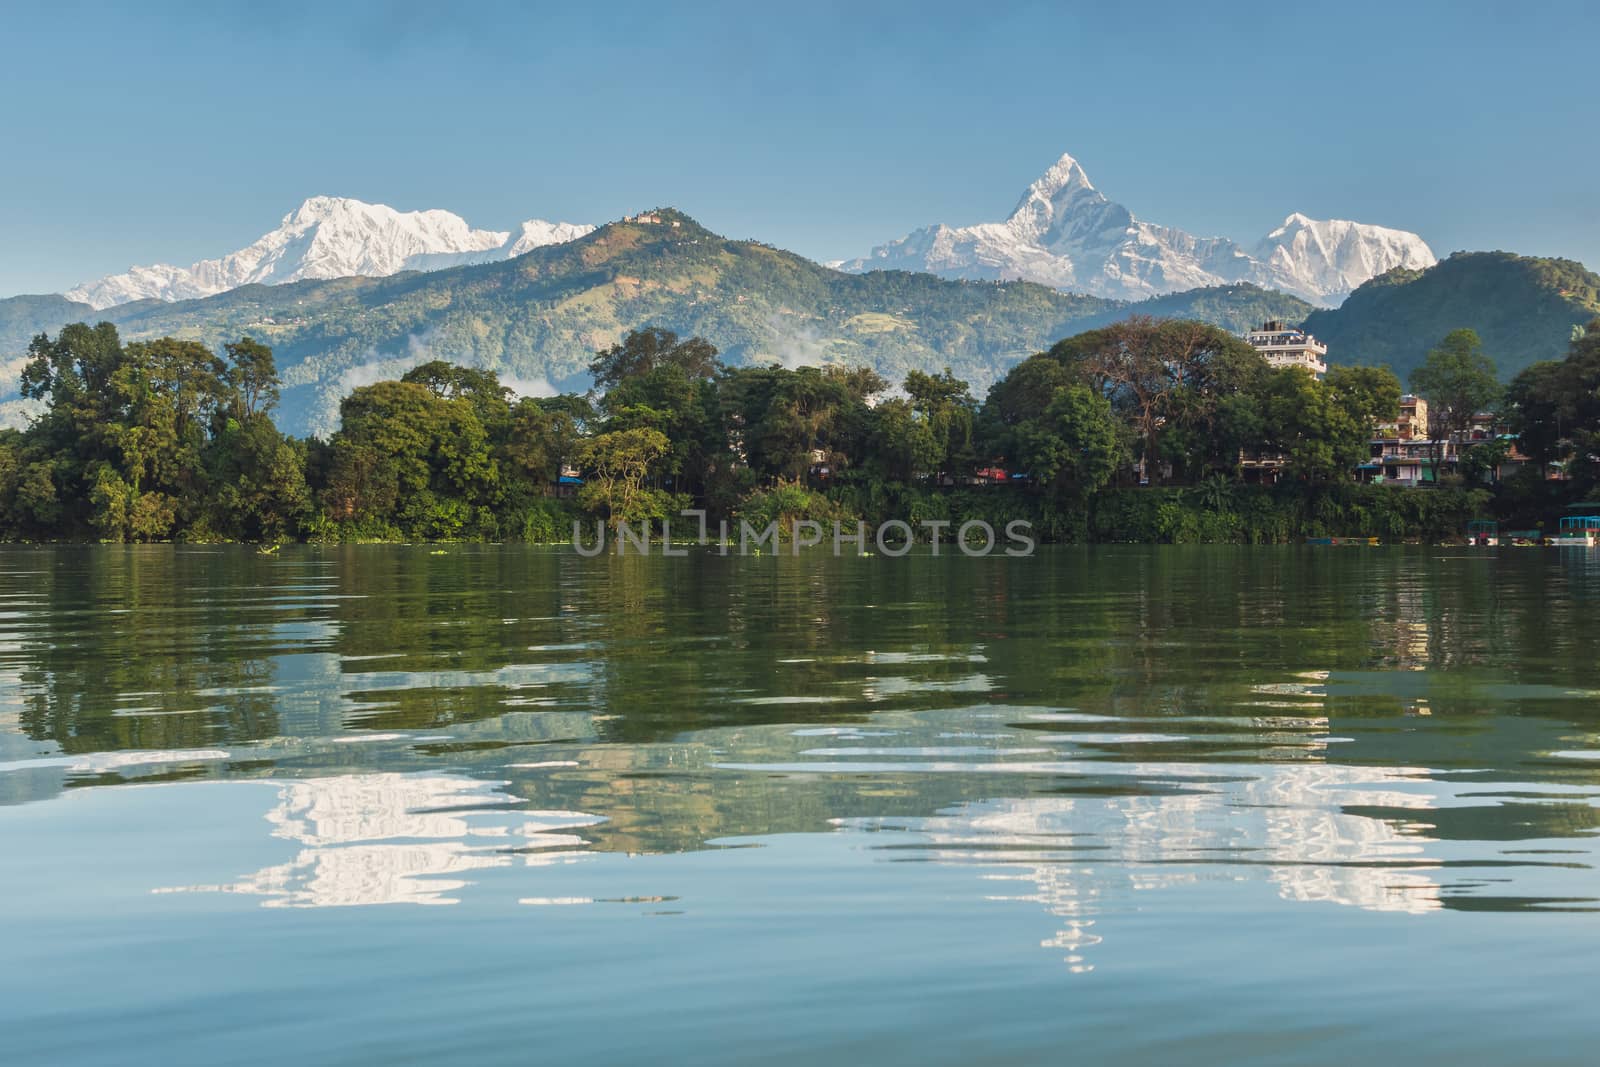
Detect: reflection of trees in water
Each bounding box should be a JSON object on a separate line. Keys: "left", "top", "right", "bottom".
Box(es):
{"left": 12, "top": 544, "right": 1592, "bottom": 759}
{"left": 6, "top": 548, "right": 303, "bottom": 752}
{"left": 5, "top": 545, "right": 1600, "bottom": 935}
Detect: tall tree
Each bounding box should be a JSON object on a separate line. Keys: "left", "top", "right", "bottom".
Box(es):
{"left": 904, "top": 368, "right": 977, "bottom": 481}
{"left": 867, "top": 398, "right": 941, "bottom": 483}
{"left": 588, "top": 328, "right": 720, "bottom": 390}
{"left": 505, "top": 398, "right": 581, "bottom": 489}
{"left": 575, "top": 427, "right": 672, "bottom": 528}
{"left": 1507, "top": 319, "right": 1600, "bottom": 490}
{"left": 598, "top": 362, "right": 721, "bottom": 497}
{"left": 1010, "top": 384, "right": 1127, "bottom": 495}
{"left": 223, "top": 336, "right": 280, "bottom": 419}
{"left": 721, "top": 364, "right": 883, "bottom": 481}
{"left": 1324, "top": 365, "right": 1402, "bottom": 429}
{"left": 1410, "top": 329, "right": 1501, "bottom": 482}
{"left": 1047, "top": 317, "right": 1266, "bottom": 483}
{"left": 1262, "top": 367, "right": 1367, "bottom": 483}
{"left": 206, "top": 338, "right": 307, "bottom": 540}
{"left": 402, "top": 361, "right": 513, "bottom": 439}
{"left": 978, "top": 354, "right": 1078, "bottom": 466}
{"left": 323, "top": 380, "right": 499, "bottom": 538}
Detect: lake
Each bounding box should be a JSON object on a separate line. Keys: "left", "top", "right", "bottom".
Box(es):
{"left": 3, "top": 544, "right": 1599, "bottom": 1065}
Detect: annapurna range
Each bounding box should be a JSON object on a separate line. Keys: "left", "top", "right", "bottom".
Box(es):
{"left": 838, "top": 152, "right": 1437, "bottom": 306}
{"left": 53, "top": 150, "right": 1432, "bottom": 311}
{"left": 65, "top": 197, "right": 596, "bottom": 310}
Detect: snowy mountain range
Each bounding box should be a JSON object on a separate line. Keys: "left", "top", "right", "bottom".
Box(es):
{"left": 840, "top": 152, "right": 1436, "bottom": 305}
{"left": 65, "top": 197, "right": 594, "bottom": 310}
{"left": 51, "top": 153, "right": 1432, "bottom": 310}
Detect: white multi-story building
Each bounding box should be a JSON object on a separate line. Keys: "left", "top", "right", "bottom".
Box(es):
{"left": 1245, "top": 320, "right": 1329, "bottom": 379}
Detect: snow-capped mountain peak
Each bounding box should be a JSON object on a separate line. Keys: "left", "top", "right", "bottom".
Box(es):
{"left": 65, "top": 198, "right": 595, "bottom": 310}
{"left": 1004, "top": 152, "right": 1124, "bottom": 248}
{"left": 1251, "top": 214, "right": 1435, "bottom": 300}
{"left": 1029, "top": 151, "right": 1095, "bottom": 198}
{"left": 505, "top": 219, "right": 596, "bottom": 257}
{"left": 841, "top": 152, "right": 1436, "bottom": 305}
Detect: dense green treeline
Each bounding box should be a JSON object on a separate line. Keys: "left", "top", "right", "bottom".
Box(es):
{"left": 3, "top": 318, "right": 1597, "bottom": 545}
{"left": 2, "top": 324, "right": 309, "bottom": 542}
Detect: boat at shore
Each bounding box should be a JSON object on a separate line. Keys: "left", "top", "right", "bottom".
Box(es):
{"left": 1466, "top": 520, "right": 1499, "bottom": 547}
{"left": 1551, "top": 514, "right": 1600, "bottom": 547}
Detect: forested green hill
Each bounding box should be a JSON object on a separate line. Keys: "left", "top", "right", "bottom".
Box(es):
{"left": 1303, "top": 252, "right": 1600, "bottom": 382}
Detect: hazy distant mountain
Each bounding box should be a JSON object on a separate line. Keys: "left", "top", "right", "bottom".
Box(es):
{"left": 842, "top": 152, "right": 1437, "bottom": 306}
{"left": 0, "top": 293, "right": 95, "bottom": 354}
{"left": 64, "top": 197, "right": 595, "bottom": 310}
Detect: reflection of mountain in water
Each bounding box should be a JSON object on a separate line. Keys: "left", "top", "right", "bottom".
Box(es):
{"left": 5, "top": 545, "right": 1600, "bottom": 936}
{"left": 161, "top": 774, "right": 602, "bottom": 907}
{"left": 851, "top": 760, "right": 1440, "bottom": 970}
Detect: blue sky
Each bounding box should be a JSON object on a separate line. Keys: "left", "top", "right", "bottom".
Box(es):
{"left": 2, "top": 0, "right": 1595, "bottom": 296}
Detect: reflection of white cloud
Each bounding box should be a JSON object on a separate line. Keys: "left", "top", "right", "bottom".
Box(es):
{"left": 1252, "top": 763, "right": 1438, "bottom": 914}
{"left": 161, "top": 773, "right": 602, "bottom": 907}
{"left": 269, "top": 774, "right": 504, "bottom": 845}
{"left": 0, "top": 631, "right": 27, "bottom": 740}
{"left": 852, "top": 650, "right": 989, "bottom": 665}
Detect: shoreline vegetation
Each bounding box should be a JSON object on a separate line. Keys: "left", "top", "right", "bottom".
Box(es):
{"left": 2, "top": 318, "right": 1596, "bottom": 547}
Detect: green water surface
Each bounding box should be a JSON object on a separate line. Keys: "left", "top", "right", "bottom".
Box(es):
{"left": 2, "top": 544, "right": 1599, "bottom": 1065}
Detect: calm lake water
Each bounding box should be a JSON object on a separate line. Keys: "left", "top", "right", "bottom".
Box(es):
{"left": 3, "top": 544, "right": 1600, "bottom": 1064}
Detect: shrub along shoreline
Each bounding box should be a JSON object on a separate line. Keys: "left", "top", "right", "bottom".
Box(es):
{"left": 717, "top": 481, "right": 1490, "bottom": 548}
{"left": 0, "top": 483, "right": 1490, "bottom": 547}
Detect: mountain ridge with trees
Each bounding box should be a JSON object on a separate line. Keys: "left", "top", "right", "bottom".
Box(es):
{"left": 2, "top": 223, "right": 1591, "bottom": 442}
{"left": 0, "top": 212, "right": 1317, "bottom": 436}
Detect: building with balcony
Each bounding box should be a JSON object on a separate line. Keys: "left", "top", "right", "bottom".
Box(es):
{"left": 1358, "top": 395, "right": 1440, "bottom": 484}
{"left": 1360, "top": 438, "right": 1437, "bottom": 485}
{"left": 1374, "top": 395, "right": 1429, "bottom": 441}
{"left": 1245, "top": 321, "right": 1329, "bottom": 379}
